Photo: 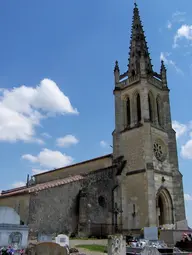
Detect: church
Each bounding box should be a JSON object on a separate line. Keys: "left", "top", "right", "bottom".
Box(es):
{"left": 0, "top": 3, "right": 186, "bottom": 238}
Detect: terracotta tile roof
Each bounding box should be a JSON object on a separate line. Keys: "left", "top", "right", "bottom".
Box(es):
{"left": 0, "top": 187, "right": 28, "bottom": 197}
{"left": 28, "top": 175, "right": 84, "bottom": 193}
{"left": 1, "top": 186, "right": 26, "bottom": 194}
{"left": 0, "top": 175, "right": 84, "bottom": 198}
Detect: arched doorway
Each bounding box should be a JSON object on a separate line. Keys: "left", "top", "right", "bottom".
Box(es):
{"left": 156, "top": 188, "right": 173, "bottom": 226}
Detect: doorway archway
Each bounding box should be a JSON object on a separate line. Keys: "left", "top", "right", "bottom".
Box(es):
{"left": 156, "top": 187, "right": 173, "bottom": 226}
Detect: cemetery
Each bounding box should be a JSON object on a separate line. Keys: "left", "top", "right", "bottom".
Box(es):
{"left": 0, "top": 206, "right": 192, "bottom": 255}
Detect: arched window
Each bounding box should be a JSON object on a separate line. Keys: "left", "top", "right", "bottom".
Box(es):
{"left": 137, "top": 93, "right": 141, "bottom": 123}
{"left": 126, "top": 97, "right": 131, "bottom": 126}
{"left": 148, "top": 92, "right": 154, "bottom": 123}
{"left": 148, "top": 95, "right": 153, "bottom": 122}
{"left": 98, "top": 196, "right": 106, "bottom": 208}
{"left": 132, "top": 70, "right": 135, "bottom": 76}
{"left": 156, "top": 96, "right": 163, "bottom": 127}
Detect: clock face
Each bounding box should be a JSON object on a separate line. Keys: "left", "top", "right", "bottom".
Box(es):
{"left": 153, "top": 139, "right": 166, "bottom": 162}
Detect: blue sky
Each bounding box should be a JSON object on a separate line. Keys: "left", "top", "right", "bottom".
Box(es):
{"left": 0, "top": 0, "right": 192, "bottom": 226}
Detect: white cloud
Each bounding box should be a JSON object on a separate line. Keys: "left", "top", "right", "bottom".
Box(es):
{"left": 172, "top": 11, "right": 186, "bottom": 22}
{"left": 29, "top": 79, "right": 78, "bottom": 115}
{"left": 173, "top": 25, "right": 192, "bottom": 48}
{"left": 167, "top": 21, "right": 172, "bottom": 30}
{"left": 12, "top": 181, "right": 26, "bottom": 188}
{"left": 166, "top": 11, "right": 186, "bottom": 30}
{"left": 100, "top": 140, "right": 110, "bottom": 148}
{"left": 0, "top": 103, "right": 40, "bottom": 143}
{"left": 22, "top": 154, "right": 38, "bottom": 163}
{"left": 160, "top": 52, "right": 183, "bottom": 74}
{"left": 175, "top": 121, "right": 192, "bottom": 159}
{"left": 41, "top": 132, "right": 52, "bottom": 139}
{"left": 33, "top": 138, "right": 45, "bottom": 145}
{"left": 181, "top": 140, "right": 192, "bottom": 159}
{"left": 172, "top": 120, "right": 188, "bottom": 138}
{"left": 22, "top": 148, "right": 74, "bottom": 169}
{"left": 0, "top": 79, "right": 78, "bottom": 143}
{"left": 184, "top": 194, "right": 192, "bottom": 201}
{"left": 56, "top": 135, "right": 79, "bottom": 148}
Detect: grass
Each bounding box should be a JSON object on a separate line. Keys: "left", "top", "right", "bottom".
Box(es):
{"left": 75, "top": 244, "right": 107, "bottom": 253}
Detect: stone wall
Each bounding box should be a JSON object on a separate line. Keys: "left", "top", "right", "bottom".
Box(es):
{"left": 28, "top": 179, "right": 83, "bottom": 237}
{"left": 28, "top": 167, "right": 115, "bottom": 238}
{"left": 121, "top": 171, "right": 148, "bottom": 230}
{"left": 152, "top": 126, "right": 186, "bottom": 223}
{"left": 78, "top": 168, "right": 114, "bottom": 237}
{"left": 151, "top": 127, "right": 170, "bottom": 172}
{"left": 168, "top": 130, "right": 186, "bottom": 222}
{"left": 120, "top": 127, "right": 145, "bottom": 171}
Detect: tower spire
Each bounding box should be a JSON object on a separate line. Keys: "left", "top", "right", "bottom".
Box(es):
{"left": 127, "top": 3, "right": 153, "bottom": 78}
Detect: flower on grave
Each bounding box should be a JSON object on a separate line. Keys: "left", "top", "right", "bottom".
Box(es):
{"left": 0, "top": 248, "right": 24, "bottom": 255}
{"left": 7, "top": 248, "right": 15, "bottom": 254}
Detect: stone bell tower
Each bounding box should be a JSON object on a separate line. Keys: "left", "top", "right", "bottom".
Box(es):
{"left": 112, "top": 3, "right": 186, "bottom": 229}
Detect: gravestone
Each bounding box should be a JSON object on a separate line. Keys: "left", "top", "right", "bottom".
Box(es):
{"left": 141, "top": 246, "right": 161, "bottom": 255}
{"left": 176, "top": 220, "right": 188, "bottom": 230}
{"left": 55, "top": 234, "right": 69, "bottom": 247}
{"left": 8, "top": 231, "right": 22, "bottom": 249}
{"left": 144, "top": 227, "right": 158, "bottom": 241}
{"left": 27, "top": 242, "right": 68, "bottom": 255}
{"left": 37, "top": 233, "right": 52, "bottom": 242}
{"left": 0, "top": 206, "right": 29, "bottom": 249}
{"left": 108, "top": 234, "right": 126, "bottom": 255}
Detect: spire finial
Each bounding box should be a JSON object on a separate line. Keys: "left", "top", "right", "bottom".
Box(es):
{"left": 114, "top": 60, "right": 120, "bottom": 73}
{"left": 161, "top": 59, "right": 167, "bottom": 87}
{"left": 161, "top": 60, "right": 166, "bottom": 70}
{"left": 114, "top": 60, "right": 120, "bottom": 84}
{"left": 127, "top": 1, "right": 153, "bottom": 77}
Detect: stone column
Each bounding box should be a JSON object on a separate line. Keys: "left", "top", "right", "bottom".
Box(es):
{"left": 108, "top": 235, "right": 126, "bottom": 255}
